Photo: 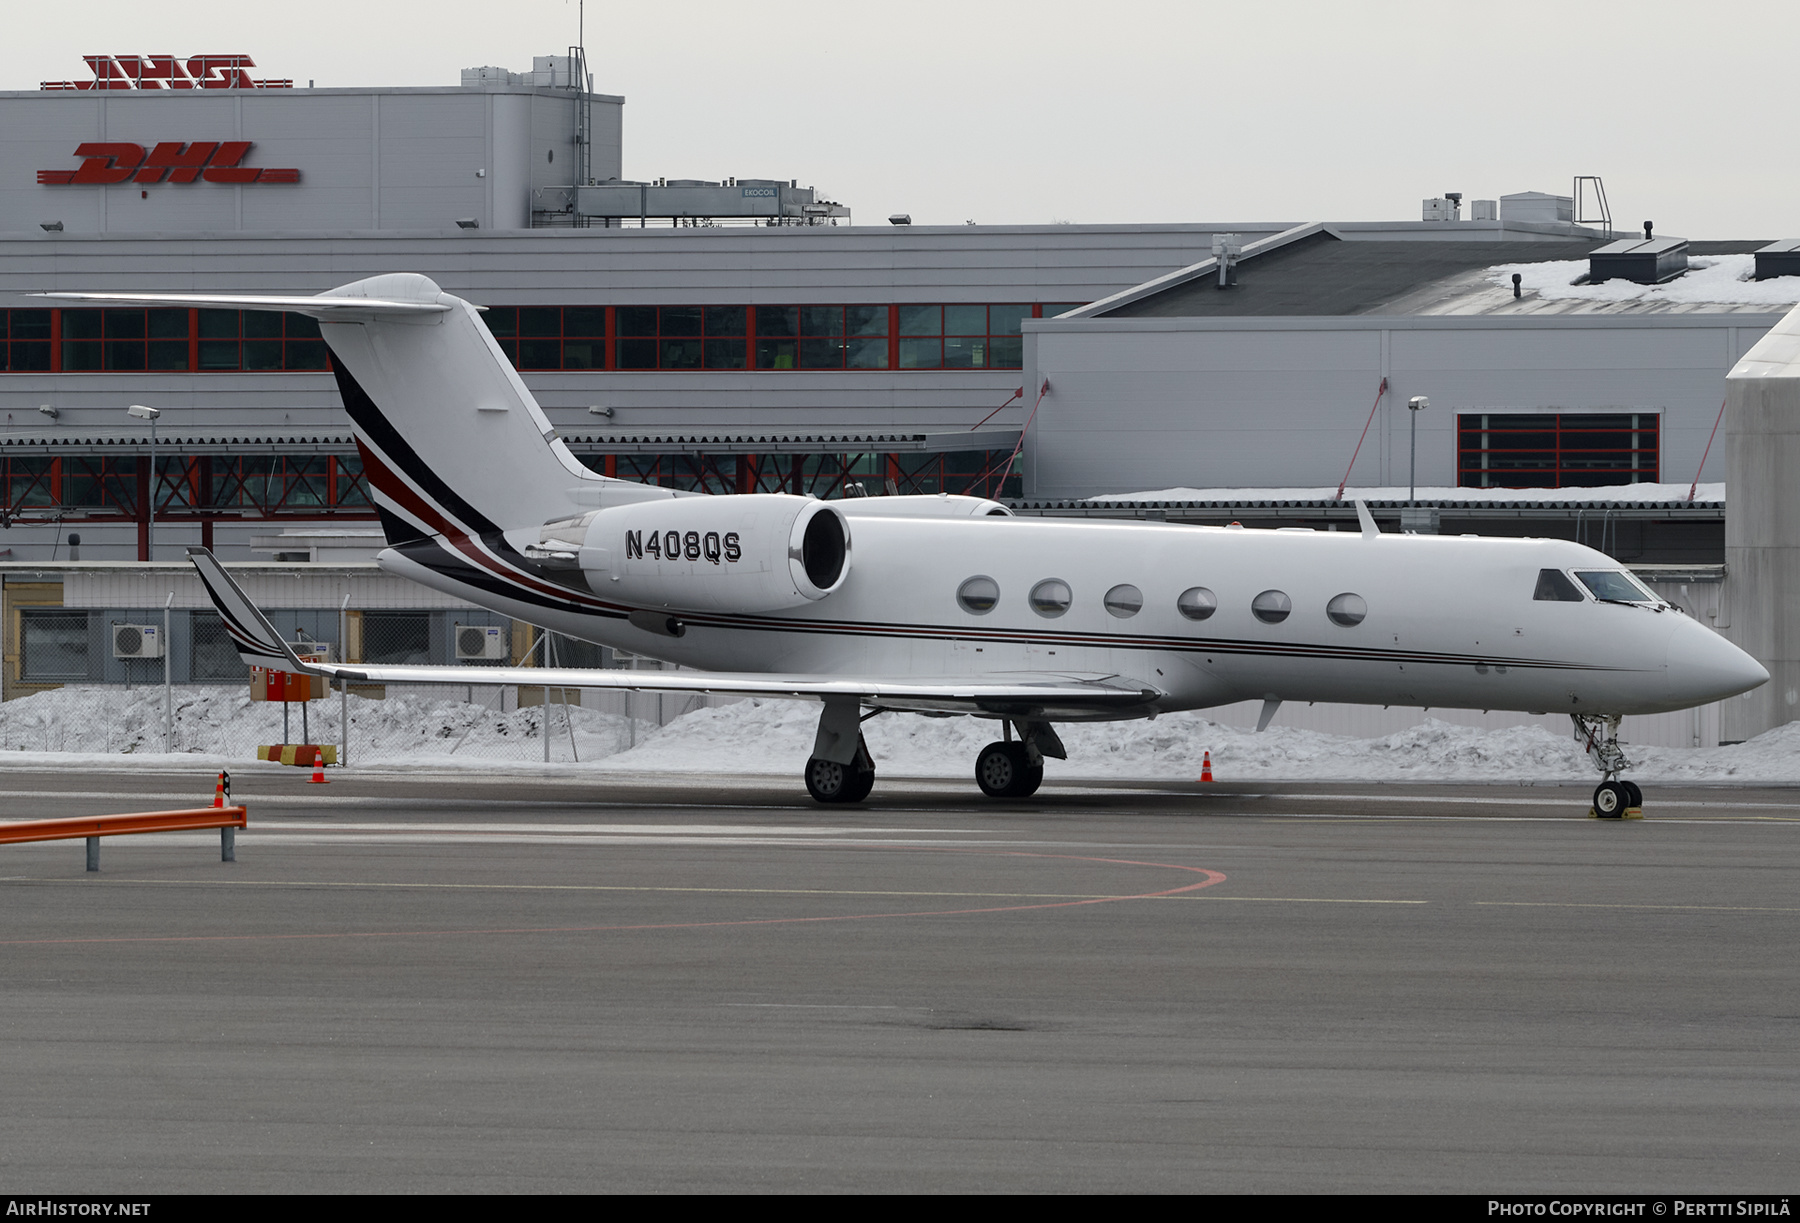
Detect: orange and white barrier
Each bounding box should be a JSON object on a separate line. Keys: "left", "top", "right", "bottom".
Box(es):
{"left": 256, "top": 744, "right": 337, "bottom": 766}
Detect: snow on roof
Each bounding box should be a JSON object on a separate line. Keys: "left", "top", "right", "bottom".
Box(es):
{"left": 1493, "top": 254, "right": 1800, "bottom": 307}
{"left": 1086, "top": 483, "right": 1724, "bottom": 506}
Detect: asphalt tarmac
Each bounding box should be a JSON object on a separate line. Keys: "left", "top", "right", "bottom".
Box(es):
{"left": 1, "top": 767, "right": 1795, "bottom": 1193}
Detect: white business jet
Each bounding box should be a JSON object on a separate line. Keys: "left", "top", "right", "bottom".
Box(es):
{"left": 48, "top": 275, "right": 1768, "bottom": 814}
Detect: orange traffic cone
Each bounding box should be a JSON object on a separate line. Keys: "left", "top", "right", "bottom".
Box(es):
{"left": 1200, "top": 751, "right": 1214, "bottom": 783}
{"left": 212, "top": 771, "right": 226, "bottom": 808}
{"left": 308, "top": 745, "right": 330, "bottom": 785}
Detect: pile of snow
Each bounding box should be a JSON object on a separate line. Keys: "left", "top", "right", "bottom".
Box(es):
{"left": 1089, "top": 483, "right": 1722, "bottom": 504}
{"left": 2, "top": 684, "right": 1799, "bottom": 784}
{"left": 1490, "top": 254, "right": 1800, "bottom": 307}
{"left": 0, "top": 684, "right": 638, "bottom": 765}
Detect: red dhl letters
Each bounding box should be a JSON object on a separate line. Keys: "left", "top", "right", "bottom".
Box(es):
{"left": 38, "top": 142, "right": 300, "bottom": 186}
{"left": 41, "top": 54, "right": 293, "bottom": 91}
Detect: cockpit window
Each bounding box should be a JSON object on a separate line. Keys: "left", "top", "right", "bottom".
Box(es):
{"left": 1533, "top": 569, "right": 1585, "bottom": 602}
{"left": 1575, "top": 570, "right": 1658, "bottom": 603}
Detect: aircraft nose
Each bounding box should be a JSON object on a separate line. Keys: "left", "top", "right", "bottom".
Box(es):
{"left": 1665, "top": 616, "right": 1769, "bottom": 704}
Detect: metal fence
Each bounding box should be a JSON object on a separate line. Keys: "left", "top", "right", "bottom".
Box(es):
{"left": 0, "top": 605, "right": 719, "bottom": 764}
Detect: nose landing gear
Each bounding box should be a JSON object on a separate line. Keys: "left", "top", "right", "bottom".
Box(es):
{"left": 1573, "top": 714, "right": 1643, "bottom": 819}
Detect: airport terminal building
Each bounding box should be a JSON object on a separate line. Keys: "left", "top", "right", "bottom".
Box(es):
{"left": 3, "top": 52, "right": 1794, "bottom": 742}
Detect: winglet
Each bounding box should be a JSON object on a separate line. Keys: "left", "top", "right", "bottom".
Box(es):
{"left": 1354, "top": 499, "right": 1380, "bottom": 540}
{"left": 186, "top": 546, "right": 324, "bottom": 675}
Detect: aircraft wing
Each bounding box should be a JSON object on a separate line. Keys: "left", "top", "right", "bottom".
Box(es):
{"left": 186, "top": 547, "right": 1161, "bottom": 718}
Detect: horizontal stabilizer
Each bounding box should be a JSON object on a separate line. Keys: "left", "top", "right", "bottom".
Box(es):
{"left": 36, "top": 291, "right": 451, "bottom": 317}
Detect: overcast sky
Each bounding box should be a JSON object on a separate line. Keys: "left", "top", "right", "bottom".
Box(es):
{"left": 6, "top": 0, "right": 1796, "bottom": 236}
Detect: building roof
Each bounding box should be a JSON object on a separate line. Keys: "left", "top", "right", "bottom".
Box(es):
{"left": 1096, "top": 230, "right": 1780, "bottom": 319}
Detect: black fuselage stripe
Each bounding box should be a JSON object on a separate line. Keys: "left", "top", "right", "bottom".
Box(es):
{"left": 399, "top": 535, "right": 1627, "bottom": 675}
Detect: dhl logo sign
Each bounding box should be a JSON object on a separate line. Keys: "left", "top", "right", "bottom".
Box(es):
{"left": 38, "top": 142, "right": 300, "bottom": 186}
{"left": 41, "top": 54, "right": 293, "bottom": 91}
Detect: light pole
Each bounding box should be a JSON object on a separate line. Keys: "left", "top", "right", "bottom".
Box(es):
{"left": 1408, "top": 395, "right": 1428, "bottom": 506}
{"left": 127, "top": 405, "right": 161, "bottom": 561}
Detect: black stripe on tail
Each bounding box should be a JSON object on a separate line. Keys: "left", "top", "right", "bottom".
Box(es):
{"left": 329, "top": 353, "right": 502, "bottom": 544}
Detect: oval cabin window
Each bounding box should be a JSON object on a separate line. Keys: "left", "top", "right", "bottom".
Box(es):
{"left": 1103, "top": 584, "right": 1143, "bottom": 618}
{"left": 1176, "top": 587, "right": 1217, "bottom": 621}
{"left": 1029, "top": 579, "right": 1072, "bottom": 618}
{"left": 1327, "top": 592, "right": 1367, "bottom": 627}
{"left": 957, "top": 576, "right": 999, "bottom": 615}
{"left": 1251, "top": 590, "right": 1291, "bottom": 624}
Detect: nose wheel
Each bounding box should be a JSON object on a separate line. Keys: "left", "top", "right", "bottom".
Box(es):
{"left": 1576, "top": 715, "right": 1643, "bottom": 819}
{"left": 1592, "top": 780, "right": 1643, "bottom": 818}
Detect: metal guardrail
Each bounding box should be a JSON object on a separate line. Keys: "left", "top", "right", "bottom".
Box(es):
{"left": 0, "top": 805, "right": 247, "bottom": 871}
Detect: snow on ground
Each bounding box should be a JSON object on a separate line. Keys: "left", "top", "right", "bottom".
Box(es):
{"left": 1, "top": 683, "right": 1797, "bottom": 784}
{"left": 1491, "top": 254, "right": 1800, "bottom": 308}
{"left": 1089, "top": 482, "right": 1722, "bottom": 504}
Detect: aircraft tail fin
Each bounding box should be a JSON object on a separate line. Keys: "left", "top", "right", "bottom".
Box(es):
{"left": 47, "top": 276, "right": 655, "bottom": 549}
{"left": 314, "top": 274, "right": 615, "bottom": 547}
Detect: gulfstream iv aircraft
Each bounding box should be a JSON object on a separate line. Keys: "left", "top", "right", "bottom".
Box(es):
{"left": 50, "top": 275, "right": 1769, "bottom": 812}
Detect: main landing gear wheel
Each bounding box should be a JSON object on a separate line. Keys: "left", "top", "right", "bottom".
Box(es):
{"left": 975, "top": 741, "right": 1044, "bottom": 800}
{"left": 804, "top": 748, "right": 875, "bottom": 804}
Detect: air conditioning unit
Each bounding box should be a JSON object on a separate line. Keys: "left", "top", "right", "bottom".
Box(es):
{"left": 112, "top": 623, "right": 164, "bottom": 659}
{"left": 455, "top": 624, "right": 508, "bottom": 660}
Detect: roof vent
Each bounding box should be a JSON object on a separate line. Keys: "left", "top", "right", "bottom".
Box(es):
{"left": 1589, "top": 235, "right": 1688, "bottom": 285}
{"left": 1754, "top": 239, "right": 1800, "bottom": 281}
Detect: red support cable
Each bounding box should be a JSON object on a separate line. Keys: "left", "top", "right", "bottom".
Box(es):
{"left": 996, "top": 379, "right": 1051, "bottom": 494}
{"left": 1690, "top": 396, "right": 1727, "bottom": 503}
{"left": 970, "top": 386, "right": 1023, "bottom": 431}
{"left": 1334, "top": 376, "right": 1388, "bottom": 500}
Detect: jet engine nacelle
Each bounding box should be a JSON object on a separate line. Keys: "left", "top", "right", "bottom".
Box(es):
{"left": 548, "top": 494, "right": 851, "bottom": 612}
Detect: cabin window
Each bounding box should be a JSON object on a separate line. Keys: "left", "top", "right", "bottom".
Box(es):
{"left": 1029, "top": 579, "right": 1072, "bottom": 618}
{"left": 957, "top": 576, "right": 1000, "bottom": 615}
{"left": 1176, "top": 587, "right": 1217, "bottom": 621}
{"left": 1103, "top": 584, "right": 1143, "bottom": 618}
{"left": 1251, "top": 590, "right": 1291, "bottom": 624}
{"left": 1533, "top": 569, "right": 1585, "bottom": 602}
{"left": 1326, "top": 593, "right": 1367, "bottom": 627}
{"left": 1575, "top": 570, "right": 1658, "bottom": 603}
